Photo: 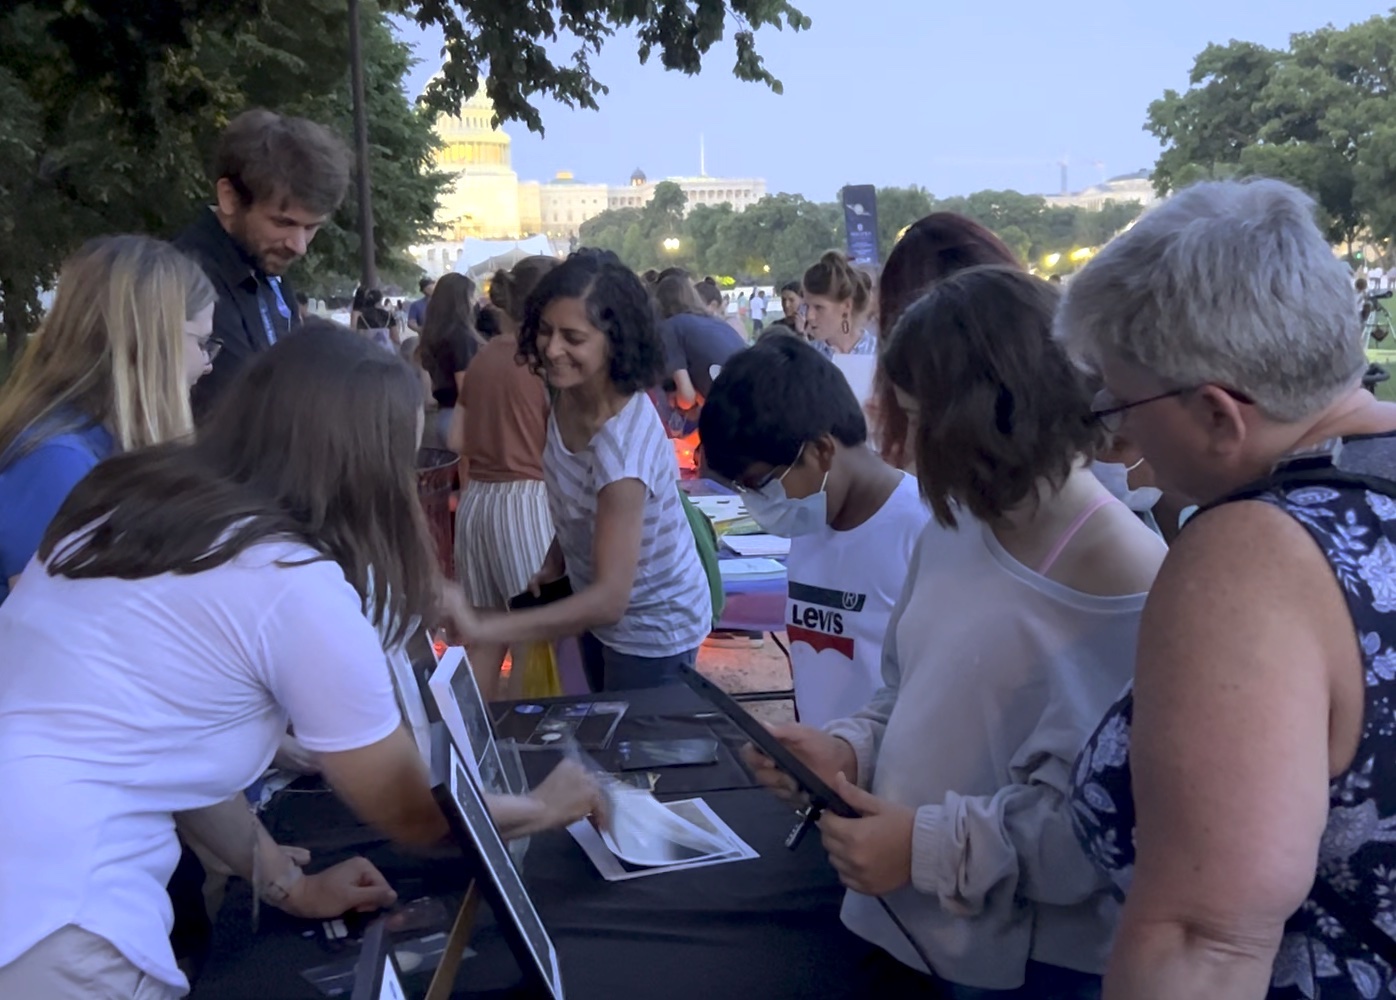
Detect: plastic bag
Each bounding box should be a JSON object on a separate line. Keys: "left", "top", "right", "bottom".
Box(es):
{"left": 518, "top": 641, "right": 563, "bottom": 699}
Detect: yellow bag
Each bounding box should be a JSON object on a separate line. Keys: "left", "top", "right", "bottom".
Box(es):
{"left": 518, "top": 641, "right": 563, "bottom": 699}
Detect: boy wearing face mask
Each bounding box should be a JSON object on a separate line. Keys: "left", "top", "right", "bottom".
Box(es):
{"left": 699, "top": 337, "right": 930, "bottom": 727}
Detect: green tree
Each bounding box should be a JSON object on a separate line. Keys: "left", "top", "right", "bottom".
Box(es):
{"left": 875, "top": 185, "right": 934, "bottom": 255}
{"left": 579, "top": 206, "right": 643, "bottom": 261}
{"left": 995, "top": 225, "right": 1032, "bottom": 262}
{"left": 706, "top": 193, "right": 838, "bottom": 284}
{"left": 684, "top": 202, "right": 736, "bottom": 275}
{"left": 925, "top": 188, "right": 1141, "bottom": 268}
{"left": 1145, "top": 16, "right": 1396, "bottom": 248}
{"left": 408, "top": 1, "right": 810, "bottom": 134}
{"left": 263, "top": 1, "right": 447, "bottom": 294}
{"left": 1, "top": 0, "right": 810, "bottom": 359}
{"left": 643, "top": 181, "right": 689, "bottom": 237}
{"left": 1147, "top": 41, "right": 1278, "bottom": 196}
{"left": 0, "top": 0, "right": 442, "bottom": 355}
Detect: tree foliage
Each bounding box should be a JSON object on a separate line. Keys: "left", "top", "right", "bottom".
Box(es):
{"left": 0, "top": 0, "right": 811, "bottom": 360}
{"left": 572, "top": 185, "right": 1143, "bottom": 284}
{"left": 401, "top": 0, "right": 810, "bottom": 134}
{"left": 1146, "top": 14, "right": 1396, "bottom": 249}
{"left": 0, "top": 0, "right": 443, "bottom": 358}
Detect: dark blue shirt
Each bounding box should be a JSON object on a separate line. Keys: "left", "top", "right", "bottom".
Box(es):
{"left": 0, "top": 420, "right": 114, "bottom": 604}
{"left": 659, "top": 313, "right": 748, "bottom": 398}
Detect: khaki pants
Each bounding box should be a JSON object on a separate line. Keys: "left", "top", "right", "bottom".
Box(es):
{"left": 0, "top": 925, "right": 184, "bottom": 999}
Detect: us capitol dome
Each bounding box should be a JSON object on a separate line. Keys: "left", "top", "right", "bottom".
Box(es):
{"left": 430, "top": 82, "right": 523, "bottom": 241}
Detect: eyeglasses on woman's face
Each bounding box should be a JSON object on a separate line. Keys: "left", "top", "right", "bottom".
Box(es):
{"left": 1090, "top": 384, "right": 1255, "bottom": 434}
{"left": 186, "top": 333, "right": 222, "bottom": 363}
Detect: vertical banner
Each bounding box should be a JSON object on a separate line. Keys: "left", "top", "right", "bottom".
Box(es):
{"left": 842, "top": 185, "right": 880, "bottom": 266}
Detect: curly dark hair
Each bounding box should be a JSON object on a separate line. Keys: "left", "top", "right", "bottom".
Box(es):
{"left": 517, "top": 250, "right": 665, "bottom": 395}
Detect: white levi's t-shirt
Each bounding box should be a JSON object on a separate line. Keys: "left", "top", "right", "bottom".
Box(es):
{"left": 784, "top": 472, "right": 930, "bottom": 728}
{"left": 0, "top": 538, "right": 403, "bottom": 991}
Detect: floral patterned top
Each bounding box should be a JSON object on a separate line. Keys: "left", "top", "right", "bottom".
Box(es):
{"left": 1072, "top": 477, "right": 1396, "bottom": 999}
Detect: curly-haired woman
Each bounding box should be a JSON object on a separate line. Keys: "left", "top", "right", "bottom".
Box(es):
{"left": 450, "top": 251, "right": 711, "bottom": 691}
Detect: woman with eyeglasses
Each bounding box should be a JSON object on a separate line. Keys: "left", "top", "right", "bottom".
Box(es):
{"left": 1064, "top": 180, "right": 1396, "bottom": 1000}
{"left": 0, "top": 235, "right": 216, "bottom": 606}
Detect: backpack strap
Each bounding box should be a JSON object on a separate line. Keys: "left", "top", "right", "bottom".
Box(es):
{"left": 678, "top": 487, "right": 726, "bottom": 629}
{"left": 1194, "top": 435, "right": 1396, "bottom": 517}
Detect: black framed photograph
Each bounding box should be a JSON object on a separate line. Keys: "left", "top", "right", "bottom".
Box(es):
{"left": 432, "top": 733, "right": 566, "bottom": 999}
{"left": 351, "top": 916, "right": 408, "bottom": 1000}
{"left": 428, "top": 646, "right": 509, "bottom": 793}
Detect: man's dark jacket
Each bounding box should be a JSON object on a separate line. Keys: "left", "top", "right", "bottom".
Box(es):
{"left": 174, "top": 209, "right": 301, "bottom": 421}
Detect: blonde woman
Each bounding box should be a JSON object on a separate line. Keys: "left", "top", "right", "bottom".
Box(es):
{"left": 0, "top": 235, "right": 215, "bottom": 604}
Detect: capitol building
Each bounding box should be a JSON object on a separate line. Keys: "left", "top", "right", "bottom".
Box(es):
{"left": 412, "top": 85, "right": 766, "bottom": 277}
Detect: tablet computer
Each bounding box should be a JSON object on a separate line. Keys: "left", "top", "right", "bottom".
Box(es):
{"left": 678, "top": 665, "right": 857, "bottom": 821}
{"left": 507, "top": 577, "right": 573, "bottom": 611}
{"left": 679, "top": 666, "right": 938, "bottom": 970}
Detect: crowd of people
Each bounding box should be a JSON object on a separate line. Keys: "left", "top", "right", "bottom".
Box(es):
{"left": 0, "top": 104, "right": 1393, "bottom": 1000}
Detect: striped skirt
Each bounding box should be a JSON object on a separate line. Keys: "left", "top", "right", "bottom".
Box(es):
{"left": 453, "top": 479, "right": 554, "bottom": 609}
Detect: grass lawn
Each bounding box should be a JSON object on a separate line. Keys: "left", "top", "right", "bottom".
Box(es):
{"left": 1372, "top": 349, "right": 1396, "bottom": 403}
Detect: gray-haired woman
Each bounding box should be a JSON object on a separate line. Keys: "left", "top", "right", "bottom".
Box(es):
{"left": 1062, "top": 178, "right": 1396, "bottom": 999}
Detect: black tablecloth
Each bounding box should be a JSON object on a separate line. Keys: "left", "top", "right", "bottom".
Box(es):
{"left": 193, "top": 687, "right": 881, "bottom": 999}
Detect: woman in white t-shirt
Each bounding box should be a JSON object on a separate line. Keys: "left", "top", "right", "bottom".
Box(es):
{"left": 745, "top": 268, "right": 1166, "bottom": 997}
{"left": 451, "top": 251, "right": 711, "bottom": 690}
{"left": 0, "top": 323, "right": 604, "bottom": 999}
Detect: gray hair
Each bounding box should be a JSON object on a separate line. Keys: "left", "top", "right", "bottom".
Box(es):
{"left": 1055, "top": 178, "right": 1363, "bottom": 421}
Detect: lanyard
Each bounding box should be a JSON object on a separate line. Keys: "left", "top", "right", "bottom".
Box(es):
{"left": 255, "top": 276, "right": 291, "bottom": 345}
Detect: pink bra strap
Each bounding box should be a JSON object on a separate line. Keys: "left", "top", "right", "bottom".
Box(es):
{"left": 1037, "top": 494, "right": 1116, "bottom": 576}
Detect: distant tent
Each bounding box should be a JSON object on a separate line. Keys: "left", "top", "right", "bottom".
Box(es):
{"left": 451, "top": 236, "right": 557, "bottom": 281}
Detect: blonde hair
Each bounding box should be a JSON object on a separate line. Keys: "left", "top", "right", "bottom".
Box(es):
{"left": 0, "top": 235, "right": 214, "bottom": 463}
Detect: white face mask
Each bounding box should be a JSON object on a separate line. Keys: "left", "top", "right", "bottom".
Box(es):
{"left": 742, "top": 448, "right": 829, "bottom": 537}
{"left": 1092, "top": 459, "right": 1164, "bottom": 513}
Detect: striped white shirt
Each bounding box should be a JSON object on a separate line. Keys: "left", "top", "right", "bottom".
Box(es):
{"left": 544, "top": 394, "right": 711, "bottom": 657}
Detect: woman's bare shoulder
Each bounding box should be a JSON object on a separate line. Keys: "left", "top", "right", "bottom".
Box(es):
{"left": 1053, "top": 502, "right": 1168, "bottom": 598}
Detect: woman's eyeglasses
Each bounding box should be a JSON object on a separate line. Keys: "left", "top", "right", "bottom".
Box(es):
{"left": 1091, "top": 384, "right": 1254, "bottom": 433}
{"left": 188, "top": 333, "right": 223, "bottom": 363}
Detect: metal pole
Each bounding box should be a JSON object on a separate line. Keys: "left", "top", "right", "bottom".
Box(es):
{"left": 348, "top": 0, "right": 378, "bottom": 288}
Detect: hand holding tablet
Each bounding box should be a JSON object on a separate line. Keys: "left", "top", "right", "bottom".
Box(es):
{"left": 740, "top": 723, "right": 856, "bottom": 809}
{"left": 679, "top": 666, "right": 860, "bottom": 839}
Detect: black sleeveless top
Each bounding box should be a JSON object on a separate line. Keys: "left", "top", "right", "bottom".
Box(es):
{"left": 1072, "top": 446, "right": 1396, "bottom": 998}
